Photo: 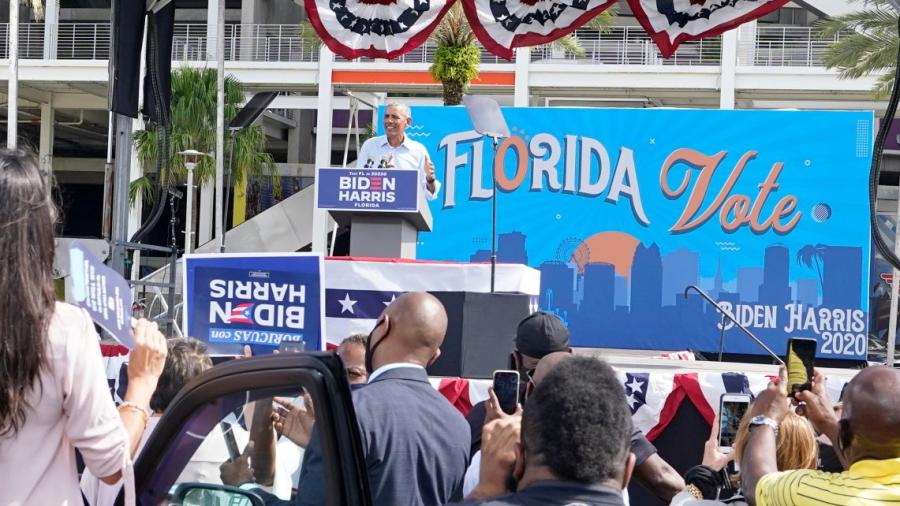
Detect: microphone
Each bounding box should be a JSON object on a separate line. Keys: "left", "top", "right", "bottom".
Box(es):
{"left": 377, "top": 154, "right": 391, "bottom": 168}
{"left": 364, "top": 157, "right": 375, "bottom": 168}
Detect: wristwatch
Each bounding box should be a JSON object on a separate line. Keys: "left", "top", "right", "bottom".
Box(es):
{"left": 749, "top": 415, "right": 780, "bottom": 438}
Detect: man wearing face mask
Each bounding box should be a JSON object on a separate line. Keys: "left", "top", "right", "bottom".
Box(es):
{"left": 292, "top": 292, "right": 470, "bottom": 506}
{"left": 450, "top": 356, "right": 635, "bottom": 506}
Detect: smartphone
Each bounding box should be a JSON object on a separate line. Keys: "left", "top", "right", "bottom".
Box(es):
{"left": 786, "top": 337, "right": 817, "bottom": 397}
{"left": 221, "top": 421, "right": 240, "bottom": 461}
{"left": 279, "top": 339, "right": 306, "bottom": 354}
{"left": 718, "top": 393, "right": 751, "bottom": 453}
{"left": 492, "top": 370, "right": 520, "bottom": 415}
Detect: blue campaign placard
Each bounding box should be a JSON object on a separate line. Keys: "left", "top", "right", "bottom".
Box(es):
{"left": 183, "top": 254, "right": 324, "bottom": 355}
{"left": 69, "top": 240, "right": 135, "bottom": 348}
{"left": 402, "top": 107, "right": 874, "bottom": 361}
{"left": 317, "top": 167, "right": 419, "bottom": 212}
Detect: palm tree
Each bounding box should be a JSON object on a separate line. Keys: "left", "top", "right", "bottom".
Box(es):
{"left": 131, "top": 67, "right": 277, "bottom": 205}
{"left": 429, "top": 3, "right": 481, "bottom": 106}
{"left": 548, "top": 6, "right": 619, "bottom": 58}
{"left": 429, "top": 5, "right": 618, "bottom": 105}
{"left": 819, "top": 0, "right": 898, "bottom": 96}
{"left": 796, "top": 244, "right": 827, "bottom": 287}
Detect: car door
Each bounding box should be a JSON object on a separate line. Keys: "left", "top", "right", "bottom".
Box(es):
{"left": 124, "top": 352, "right": 371, "bottom": 506}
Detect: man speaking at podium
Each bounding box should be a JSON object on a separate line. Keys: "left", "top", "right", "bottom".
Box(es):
{"left": 357, "top": 102, "right": 440, "bottom": 201}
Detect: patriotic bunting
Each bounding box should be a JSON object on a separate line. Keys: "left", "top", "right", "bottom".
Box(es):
{"left": 301, "top": 0, "right": 792, "bottom": 60}
{"left": 304, "top": 0, "right": 455, "bottom": 60}
{"left": 102, "top": 344, "right": 855, "bottom": 440}
{"left": 461, "top": 0, "right": 616, "bottom": 60}
{"left": 626, "top": 0, "right": 790, "bottom": 58}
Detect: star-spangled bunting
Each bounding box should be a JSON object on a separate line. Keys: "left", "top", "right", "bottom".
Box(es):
{"left": 302, "top": 0, "right": 790, "bottom": 60}
{"left": 325, "top": 289, "right": 403, "bottom": 319}
{"left": 623, "top": 372, "right": 650, "bottom": 415}
{"left": 304, "top": 0, "right": 454, "bottom": 59}
{"left": 101, "top": 349, "right": 857, "bottom": 439}
{"left": 627, "top": 0, "right": 790, "bottom": 58}
{"left": 461, "top": 0, "right": 616, "bottom": 60}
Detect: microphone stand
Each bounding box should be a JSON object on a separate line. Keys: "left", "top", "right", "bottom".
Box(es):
{"left": 684, "top": 285, "right": 785, "bottom": 365}
{"left": 490, "top": 135, "right": 499, "bottom": 293}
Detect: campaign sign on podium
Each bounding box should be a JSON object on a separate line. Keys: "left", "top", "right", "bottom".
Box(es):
{"left": 317, "top": 167, "right": 419, "bottom": 212}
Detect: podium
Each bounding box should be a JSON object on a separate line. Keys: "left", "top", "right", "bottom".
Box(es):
{"left": 317, "top": 167, "right": 433, "bottom": 259}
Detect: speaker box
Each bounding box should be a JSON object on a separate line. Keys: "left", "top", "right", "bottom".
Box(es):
{"left": 426, "top": 292, "right": 532, "bottom": 378}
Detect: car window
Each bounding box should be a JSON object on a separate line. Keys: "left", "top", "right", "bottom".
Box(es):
{"left": 132, "top": 354, "right": 370, "bottom": 506}
{"left": 161, "top": 386, "right": 308, "bottom": 501}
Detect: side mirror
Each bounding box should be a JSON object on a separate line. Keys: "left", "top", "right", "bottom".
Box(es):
{"left": 171, "top": 483, "right": 264, "bottom": 506}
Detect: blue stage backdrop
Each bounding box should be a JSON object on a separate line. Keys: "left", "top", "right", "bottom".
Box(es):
{"left": 399, "top": 107, "right": 873, "bottom": 360}
{"left": 183, "top": 254, "right": 324, "bottom": 355}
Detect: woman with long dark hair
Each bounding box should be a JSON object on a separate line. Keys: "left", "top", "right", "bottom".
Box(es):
{"left": 0, "top": 148, "right": 168, "bottom": 504}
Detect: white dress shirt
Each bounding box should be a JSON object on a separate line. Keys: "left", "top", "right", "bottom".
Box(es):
{"left": 357, "top": 134, "right": 441, "bottom": 201}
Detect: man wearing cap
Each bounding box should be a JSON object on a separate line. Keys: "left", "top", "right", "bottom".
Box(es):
{"left": 464, "top": 312, "right": 570, "bottom": 457}
{"left": 465, "top": 312, "right": 685, "bottom": 503}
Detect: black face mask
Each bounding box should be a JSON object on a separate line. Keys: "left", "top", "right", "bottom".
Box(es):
{"left": 365, "top": 317, "right": 390, "bottom": 375}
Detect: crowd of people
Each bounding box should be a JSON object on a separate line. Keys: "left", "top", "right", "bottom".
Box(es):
{"left": 0, "top": 145, "right": 899, "bottom": 506}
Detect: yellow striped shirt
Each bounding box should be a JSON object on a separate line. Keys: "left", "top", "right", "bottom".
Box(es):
{"left": 756, "top": 457, "right": 900, "bottom": 505}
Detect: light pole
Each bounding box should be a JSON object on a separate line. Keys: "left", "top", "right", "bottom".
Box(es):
{"left": 178, "top": 150, "right": 210, "bottom": 255}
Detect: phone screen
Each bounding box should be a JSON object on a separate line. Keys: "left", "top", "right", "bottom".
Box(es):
{"left": 493, "top": 371, "right": 520, "bottom": 415}
{"left": 787, "top": 338, "right": 816, "bottom": 396}
{"left": 221, "top": 422, "right": 240, "bottom": 461}
{"left": 719, "top": 399, "right": 749, "bottom": 449}
{"left": 279, "top": 339, "right": 306, "bottom": 354}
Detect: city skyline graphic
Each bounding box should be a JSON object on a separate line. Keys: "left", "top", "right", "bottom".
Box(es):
{"left": 471, "top": 231, "right": 864, "bottom": 355}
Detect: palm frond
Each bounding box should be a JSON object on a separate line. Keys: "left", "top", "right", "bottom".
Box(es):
{"left": 299, "top": 20, "right": 323, "bottom": 50}
{"left": 551, "top": 5, "right": 618, "bottom": 55}
{"left": 132, "top": 67, "right": 273, "bottom": 205}
{"left": 552, "top": 34, "right": 586, "bottom": 57}
{"left": 129, "top": 176, "right": 155, "bottom": 205}
{"left": 430, "top": 3, "right": 476, "bottom": 48}
{"left": 21, "top": 0, "right": 43, "bottom": 20}
{"left": 819, "top": 0, "right": 899, "bottom": 95}
{"left": 584, "top": 5, "right": 618, "bottom": 33}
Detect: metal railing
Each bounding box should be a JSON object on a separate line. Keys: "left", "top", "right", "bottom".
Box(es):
{"left": 0, "top": 22, "right": 847, "bottom": 67}
{"left": 738, "top": 26, "right": 845, "bottom": 67}
{"left": 531, "top": 27, "right": 722, "bottom": 66}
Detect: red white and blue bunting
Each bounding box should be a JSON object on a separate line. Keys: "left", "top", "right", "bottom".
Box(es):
{"left": 626, "top": 0, "right": 790, "bottom": 58}
{"left": 461, "top": 0, "right": 617, "bottom": 60}
{"left": 304, "top": 0, "right": 455, "bottom": 60}
{"left": 302, "top": 0, "right": 793, "bottom": 60}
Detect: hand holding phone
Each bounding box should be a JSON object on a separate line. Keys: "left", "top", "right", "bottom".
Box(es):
{"left": 786, "top": 337, "right": 817, "bottom": 398}
{"left": 492, "top": 370, "right": 520, "bottom": 416}
{"left": 718, "top": 393, "right": 751, "bottom": 453}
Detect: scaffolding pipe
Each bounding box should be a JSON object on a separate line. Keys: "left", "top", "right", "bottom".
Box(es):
{"left": 214, "top": 0, "right": 225, "bottom": 251}
{"left": 7, "top": 0, "right": 18, "bottom": 148}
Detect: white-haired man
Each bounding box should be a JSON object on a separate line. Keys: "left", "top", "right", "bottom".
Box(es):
{"left": 357, "top": 102, "right": 439, "bottom": 200}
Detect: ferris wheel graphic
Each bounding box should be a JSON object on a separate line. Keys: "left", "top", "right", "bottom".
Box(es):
{"left": 556, "top": 237, "right": 591, "bottom": 270}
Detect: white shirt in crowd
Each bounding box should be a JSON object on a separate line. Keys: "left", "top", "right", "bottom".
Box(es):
{"left": 356, "top": 134, "right": 441, "bottom": 201}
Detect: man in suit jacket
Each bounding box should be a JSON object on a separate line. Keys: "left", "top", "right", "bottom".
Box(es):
{"left": 294, "top": 291, "right": 471, "bottom": 506}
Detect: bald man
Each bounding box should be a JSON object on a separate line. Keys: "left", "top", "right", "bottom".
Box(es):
{"left": 294, "top": 292, "right": 470, "bottom": 506}
{"left": 742, "top": 366, "right": 900, "bottom": 505}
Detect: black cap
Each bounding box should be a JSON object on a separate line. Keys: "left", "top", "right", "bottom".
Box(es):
{"left": 514, "top": 312, "right": 570, "bottom": 359}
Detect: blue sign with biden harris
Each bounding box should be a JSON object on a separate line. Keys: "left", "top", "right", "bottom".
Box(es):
{"left": 183, "top": 253, "right": 324, "bottom": 355}
{"left": 317, "top": 167, "right": 420, "bottom": 211}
